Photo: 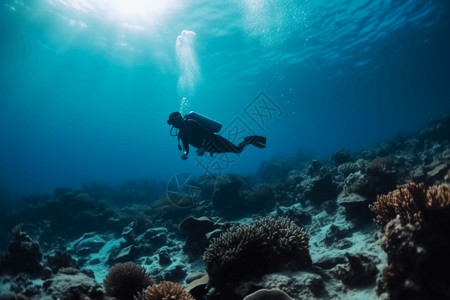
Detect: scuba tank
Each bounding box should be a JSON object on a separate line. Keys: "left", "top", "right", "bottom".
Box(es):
{"left": 185, "top": 111, "right": 222, "bottom": 133}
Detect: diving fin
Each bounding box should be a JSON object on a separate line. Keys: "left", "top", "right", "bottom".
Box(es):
{"left": 244, "top": 136, "right": 266, "bottom": 148}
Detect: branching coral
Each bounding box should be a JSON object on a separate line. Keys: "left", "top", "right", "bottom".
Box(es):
{"left": 104, "top": 261, "right": 153, "bottom": 300}
{"left": 369, "top": 182, "right": 426, "bottom": 227}
{"left": 369, "top": 182, "right": 450, "bottom": 227}
{"left": 203, "top": 217, "right": 311, "bottom": 285}
{"left": 425, "top": 184, "right": 450, "bottom": 208}
{"left": 145, "top": 281, "right": 195, "bottom": 300}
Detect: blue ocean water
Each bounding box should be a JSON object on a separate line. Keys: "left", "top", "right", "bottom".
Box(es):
{"left": 0, "top": 0, "right": 449, "bottom": 198}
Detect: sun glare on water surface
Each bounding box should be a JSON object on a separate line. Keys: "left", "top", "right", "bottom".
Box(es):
{"left": 47, "top": 0, "right": 182, "bottom": 28}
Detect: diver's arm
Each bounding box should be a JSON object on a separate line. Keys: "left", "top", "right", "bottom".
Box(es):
{"left": 177, "top": 136, "right": 182, "bottom": 151}
{"left": 181, "top": 137, "right": 189, "bottom": 160}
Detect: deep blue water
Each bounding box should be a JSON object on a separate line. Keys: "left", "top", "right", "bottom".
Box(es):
{"left": 1, "top": 0, "right": 449, "bottom": 198}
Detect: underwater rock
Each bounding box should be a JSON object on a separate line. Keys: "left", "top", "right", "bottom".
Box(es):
{"left": 282, "top": 208, "right": 312, "bottom": 227}
{"left": 0, "top": 228, "right": 43, "bottom": 276}
{"left": 313, "top": 256, "right": 348, "bottom": 270}
{"left": 0, "top": 293, "right": 30, "bottom": 300}
{"left": 342, "top": 157, "right": 397, "bottom": 203}
{"left": 305, "top": 173, "right": 339, "bottom": 205}
{"left": 45, "top": 251, "right": 79, "bottom": 274}
{"left": 114, "top": 245, "right": 140, "bottom": 263}
{"left": 409, "top": 165, "right": 426, "bottom": 183}
{"left": 337, "top": 192, "right": 372, "bottom": 224}
{"left": 53, "top": 188, "right": 73, "bottom": 200}
{"left": 331, "top": 149, "right": 355, "bottom": 166}
{"left": 186, "top": 274, "right": 209, "bottom": 300}
{"left": 185, "top": 272, "right": 206, "bottom": 284}
{"left": 211, "top": 174, "right": 246, "bottom": 218}
{"left": 334, "top": 253, "right": 378, "bottom": 287}
{"left": 322, "top": 224, "right": 352, "bottom": 247}
{"left": 337, "top": 159, "right": 368, "bottom": 179}
{"left": 116, "top": 226, "right": 168, "bottom": 262}
{"left": 306, "top": 160, "right": 327, "bottom": 177}
{"left": 427, "top": 163, "right": 448, "bottom": 180}
{"left": 121, "top": 226, "right": 134, "bottom": 245}
{"left": 137, "top": 227, "right": 168, "bottom": 250}
{"left": 243, "top": 184, "right": 277, "bottom": 213}
{"left": 243, "top": 288, "right": 294, "bottom": 300}
{"left": 380, "top": 216, "right": 450, "bottom": 299}
{"left": 9, "top": 273, "right": 40, "bottom": 298}
{"left": 236, "top": 271, "right": 325, "bottom": 300}
{"left": 73, "top": 232, "right": 106, "bottom": 255}
{"left": 161, "top": 265, "right": 187, "bottom": 283}
{"left": 419, "top": 114, "right": 450, "bottom": 142}
{"left": 158, "top": 249, "right": 171, "bottom": 266}
{"left": 179, "top": 216, "right": 215, "bottom": 260}
{"left": 43, "top": 272, "right": 106, "bottom": 299}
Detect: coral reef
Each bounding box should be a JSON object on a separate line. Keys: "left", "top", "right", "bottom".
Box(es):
{"left": 1, "top": 115, "right": 449, "bottom": 300}
{"left": 369, "top": 182, "right": 450, "bottom": 227}
{"left": 203, "top": 217, "right": 311, "bottom": 287}
{"left": 145, "top": 281, "right": 195, "bottom": 300}
{"left": 104, "top": 262, "right": 153, "bottom": 300}
{"left": 371, "top": 183, "right": 450, "bottom": 300}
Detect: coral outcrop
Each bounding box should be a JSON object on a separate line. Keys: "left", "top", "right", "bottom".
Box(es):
{"left": 179, "top": 216, "right": 215, "bottom": 260}
{"left": 369, "top": 182, "right": 450, "bottom": 227}
{"left": 243, "top": 288, "right": 294, "bottom": 300}
{"left": 203, "top": 217, "right": 311, "bottom": 287}
{"left": 0, "top": 228, "right": 42, "bottom": 276}
{"left": 370, "top": 183, "right": 450, "bottom": 300}
{"left": 104, "top": 262, "right": 153, "bottom": 300}
{"left": 145, "top": 281, "right": 195, "bottom": 300}
{"left": 42, "top": 270, "right": 106, "bottom": 300}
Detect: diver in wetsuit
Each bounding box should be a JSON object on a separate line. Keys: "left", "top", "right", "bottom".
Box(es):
{"left": 167, "top": 111, "right": 266, "bottom": 160}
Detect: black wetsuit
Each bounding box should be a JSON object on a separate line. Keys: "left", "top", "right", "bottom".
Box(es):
{"left": 174, "top": 114, "right": 266, "bottom": 159}
{"left": 178, "top": 118, "right": 214, "bottom": 155}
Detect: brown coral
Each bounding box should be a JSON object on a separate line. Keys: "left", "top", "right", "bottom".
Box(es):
{"left": 104, "top": 261, "right": 153, "bottom": 300}
{"left": 369, "top": 182, "right": 425, "bottom": 227}
{"left": 203, "top": 217, "right": 311, "bottom": 285}
{"left": 369, "top": 183, "right": 450, "bottom": 227}
{"left": 426, "top": 184, "right": 450, "bottom": 208}
{"left": 372, "top": 184, "right": 450, "bottom": 299}
{"left": 145, "top": 281, "right": 195, "bottom": 300}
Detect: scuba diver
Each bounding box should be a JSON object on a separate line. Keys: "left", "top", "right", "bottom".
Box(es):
{"left": 167, "top": 111, "right": 266, "bottom": 160}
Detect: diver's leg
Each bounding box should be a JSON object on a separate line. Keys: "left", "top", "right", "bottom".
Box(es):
{"left": 238, "top": 136, "right": 266, "bottom": 152}
{"left": 203, "top": 135, "right": 266, "bottom": 155}
{"left": 205, "top": 135, "right": 240, "bottom": 154}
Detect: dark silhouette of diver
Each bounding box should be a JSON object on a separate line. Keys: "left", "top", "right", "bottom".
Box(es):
{"left": 167, "top": 111, "right": 266, "bottom": 160}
